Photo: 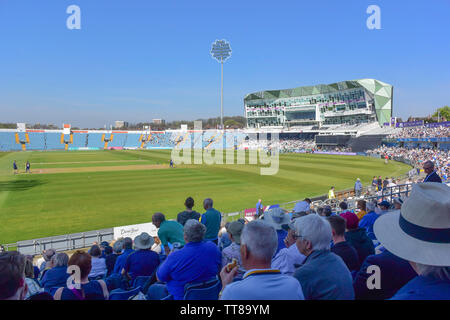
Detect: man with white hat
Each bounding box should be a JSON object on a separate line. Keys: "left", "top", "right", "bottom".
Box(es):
{"left": 122, "top": 232, "right": 159, "bottom": 282}
{"left": 262, "top": 208, "right": 290, "bottom": 255}
{"left": 373, "top": 183, "right": 450, "bottom": 300}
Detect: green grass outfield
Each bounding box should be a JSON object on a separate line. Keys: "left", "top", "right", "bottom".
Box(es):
{"left": 0, "top": 149, "right": 411, "bottom": 244}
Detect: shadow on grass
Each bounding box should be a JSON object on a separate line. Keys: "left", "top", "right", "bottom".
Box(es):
{"left": 0, "top": 179, "right": 45, "bottom": 192}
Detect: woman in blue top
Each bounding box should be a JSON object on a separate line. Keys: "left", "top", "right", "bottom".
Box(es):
{"left": 53, "top": 250, "right": 109, "bottom": 300}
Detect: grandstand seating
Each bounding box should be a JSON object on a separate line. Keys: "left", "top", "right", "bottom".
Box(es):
{"left": 348, "top": 135, "right": 387, "bottom": 153}
{"left": 45, "top": 132, "right": 65, "bottom": 150}
{"left": 71, "top": 132, "right": 88, "bottom": 149}
{"left": 26, "top": 132, "right": 46, "bottom": 150}
{"left": 0, "top": 131, "right": 22, "bottom": 151}
{"left": 183, "top": 276, "right": 222, "bottom": 300}
{"left": 109, "top": 286, "right": 142, "bottom": 300}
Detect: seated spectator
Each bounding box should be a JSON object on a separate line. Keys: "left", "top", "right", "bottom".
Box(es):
{"left": 292, "top": 201, "right": 310, "bottom": 217}
{"left": 105, "top": 240, "right": 122, "bottom": 277}
{"left": 122, "top": 232, "right": 159, "bottom": 282}
{"left": 374, "top": 183, "right": 450, "bottom": 300}
{"left": 359, "top": 200, "right": 381, "bottom": 240}
{"left": 40, "top": 252, "right": 70, "bottom": 293}
{"left": 99, "top": 241, "right": 111, "bottom": 259}
{"left": 338, "top": 201, "right": 348, "bottom": 214}
{"left": 222, "top": 220, "right": 246, "bottom": 279}
{"left": 316, "top": 207, "right": 324, "bottom": 216}
{"left": 39, "top": 249, "right": 56, "bottom": 279}
{"left": 88, "top": 245, "right": 107, "bottom": 279}
{"left": 24, "top": 256, "right": 43, "bottom": 299}
{"left": 378, "top": 200, "right": 391, "bottom": 212}
{"left": 113, "top": 237, "right": 134, "bottom": 275}
{"left": 218, "top": 222, "right": 232, "bottom": 251}
{"left": 353, "top": 249, "right": 416, "bottom": 300}
{"left": 54, "top": 250, "right": 109, "bottom": 300}
{"left": 152, "top": 212, "right": 185, "bottom": 255}
{"left": 147, "top": 219, "right": 221, "bottom": 300}
{"left": 262, "top": 208, "right": 289, "bottom": 255}
{"left": 271, "top": 223, "right": 306, "bottom": 276}
{"left": 0, "top": 251, "right": 28, "bottom": 300}
{"left": 341, "top": 211, "right": 375, "bottom": 268}
{"left": 327, "top": 215, "right": 359, "bottom": 273}
{"left": 177, "top": 197, "right": 201, "bottom": 226}
{"left": 393, "top": 197, "right": 403, "bottom": 210}
{"left": 356, "top": 200, "right": 367, "bottom": 220}
{"left": 200, "top": 198, "right": 222, "bottom": 244}
{"left": 293, "top": 214, "right": 354, "bottom": 300}
{"left": 322, "top": 205, "right": 333, "bottom": 217}
{"left": 220, "top": 220, "right": 304, "bottom": 300}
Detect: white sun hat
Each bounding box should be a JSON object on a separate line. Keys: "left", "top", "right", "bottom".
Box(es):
{"left": 374, "top": 182, "right": 450, "bottom": 266}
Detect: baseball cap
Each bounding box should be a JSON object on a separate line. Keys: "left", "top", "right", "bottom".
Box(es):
{"left": 379, "top": 200, "right": 391, "bottom": 208}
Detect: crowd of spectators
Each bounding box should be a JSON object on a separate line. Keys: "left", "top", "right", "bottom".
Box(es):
{"left": 1, "top": 179, "right": 449, "bottom": 301}
{"left": 241, "top": 138, "right": 352, "bottom": 154}
{"left": 389, "top": 125, "right": 449, "bottom": 139}
{"left": 367, "top": 146, "right": 449, "bottom": 181}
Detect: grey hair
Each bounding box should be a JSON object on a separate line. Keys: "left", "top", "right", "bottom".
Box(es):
{"left": 51, "top": 252, "right": 69, "bottom": 267}
{"left": 203, "top": 198, "right": 213, "bottom": 209}
{"left": 184, "top": 219, "right": 206, "bottom": 243}
{"left": 293, "top": 214, "right": 332, "bottom": 251}
{"left": 414, "top": 263, "right": 450, "bottom": 281}
{"left": 240, "top": 220, "right": 278, "bottom": 261}
{"left": 113, "top": 240, "right": 123, "bottom": 254}
{"left": 366, "top": 200, "right": 377, "bottom": 212}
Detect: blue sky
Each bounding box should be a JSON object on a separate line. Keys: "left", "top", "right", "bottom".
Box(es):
{"left": 0, "top": 0, "right": 449, "bottom": 128}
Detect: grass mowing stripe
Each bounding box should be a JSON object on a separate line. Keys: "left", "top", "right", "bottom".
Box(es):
{"left": 0, "top": 150, "right": 411, "bottom": 243}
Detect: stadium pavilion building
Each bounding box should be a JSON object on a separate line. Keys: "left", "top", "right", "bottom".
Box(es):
{"left": 244, "top": 79, "right": 393, "bottom": 128}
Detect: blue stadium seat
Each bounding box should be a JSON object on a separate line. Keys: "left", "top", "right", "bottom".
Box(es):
{"left": 109, "top": 286, "right": 143, "bottom": 300}
{"left": 161, "top": 293, "right": 173, "bottom": 300}
{"left": 183, "top": 276, "right": 221, "bottom": 300}
{"left": 131, "top": 274, "right": 156, "bottom": 294}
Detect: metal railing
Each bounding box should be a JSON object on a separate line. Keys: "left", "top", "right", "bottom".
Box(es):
{"left": 2, "top": 229, "right": 114, "bottom": 256}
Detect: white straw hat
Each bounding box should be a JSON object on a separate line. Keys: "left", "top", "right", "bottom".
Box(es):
{"left": 374, "top": 183, "right": 450, "bottom": 266}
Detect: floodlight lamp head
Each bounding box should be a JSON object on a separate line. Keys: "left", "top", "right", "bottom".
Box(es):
{"left": 210, "top": 39, "right": 232, "bottom": 63}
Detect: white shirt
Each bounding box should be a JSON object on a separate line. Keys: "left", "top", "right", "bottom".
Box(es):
{"left": 271, "top": 244, "right": 306, "bottom": 276}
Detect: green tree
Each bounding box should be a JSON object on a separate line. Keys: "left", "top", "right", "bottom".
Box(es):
{"left": 432, "top": 106, "right": 450, "bottom": 121}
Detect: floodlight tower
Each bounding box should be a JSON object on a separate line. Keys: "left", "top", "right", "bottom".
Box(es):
{"left": 210, "top": 39, "right": 232, "bottom": 130}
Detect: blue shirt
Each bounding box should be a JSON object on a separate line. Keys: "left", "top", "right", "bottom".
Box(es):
{"left": 391, "top": 275, "right": 450, "bottom": 300}
{"left": 256, "top": 202, "right": 263, "bottom": 211}
{"left": 358, "top": 211, "right": 380, "bottom": 240}
{"left": 60, "top": 280, "right": 105, "bottom": 300}
{"left": 275, "top": 229, "right": 287, "bottom": 255}
{"left": 113, "top": 248, "right": 134, "bottom": 274}
{"left": 40, "top": 266, "right": 70, "bottom": 292}
{"left": 353, "top": 250, "right": 416, "bottom": 300}
{"left": 221, "top": 269, "right": 304, "bottom": 300}
{"left": 123, "top": 249, "right": 159, "bottom": 281}
{"left": 157, "top": 241, "right": 221, "bottom": 300}
{"left": 293, "top": 250, "right": 355, "bottom": 300}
